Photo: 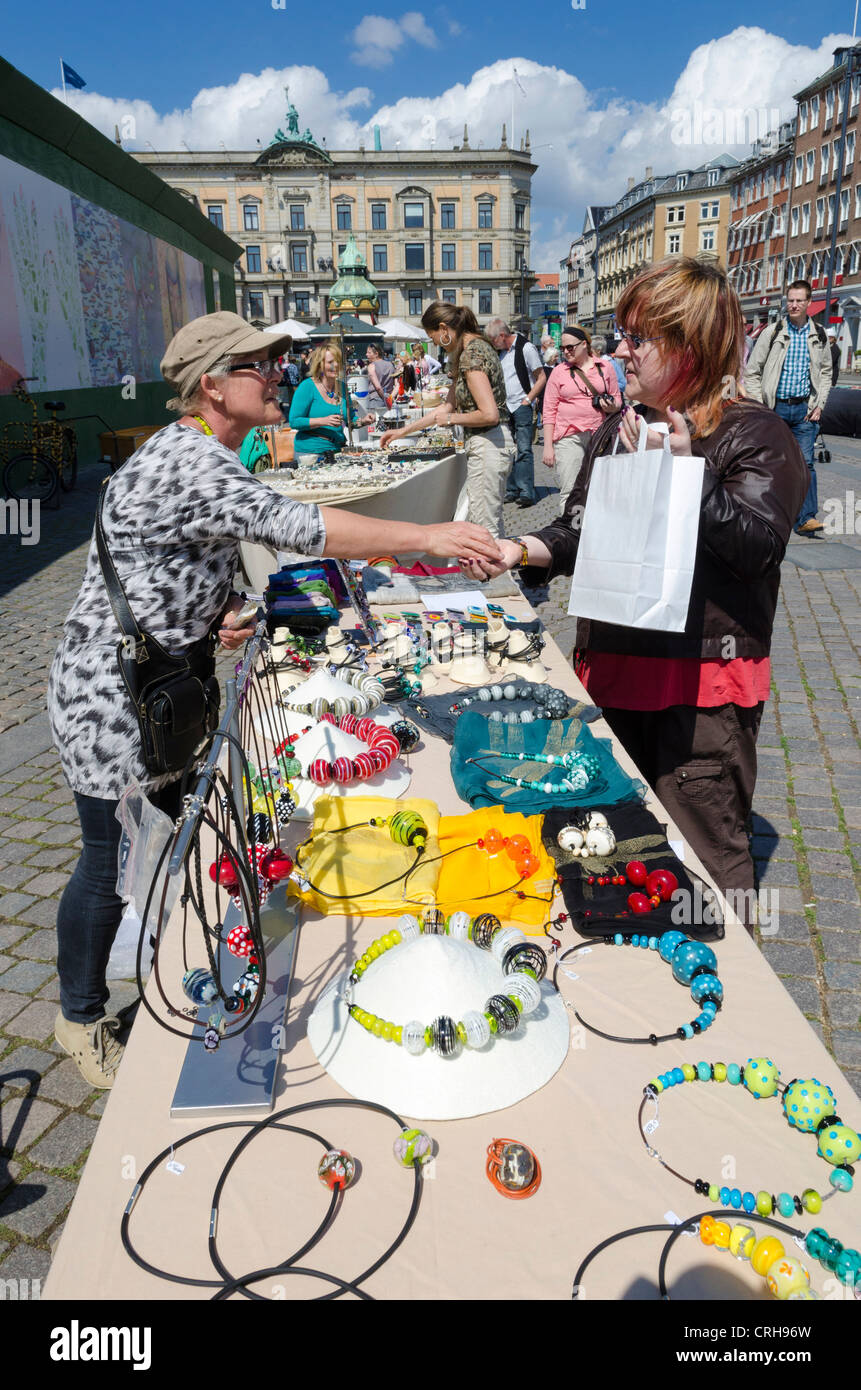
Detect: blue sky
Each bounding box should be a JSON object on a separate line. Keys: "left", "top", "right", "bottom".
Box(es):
{"left": 2, "top": 7, "right": 858, "bottom": 263}
{"left": 4, "top": 1, "right": 853, "bottom": 111}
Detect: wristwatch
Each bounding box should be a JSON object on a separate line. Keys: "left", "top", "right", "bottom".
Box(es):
{"left": 509, "top": 536, "right": 530, "bottom": 568}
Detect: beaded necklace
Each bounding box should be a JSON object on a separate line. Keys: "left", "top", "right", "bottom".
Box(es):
{"left": 345, "top": 907, "right": 548, "bottom": 1056}
{"left": 639, "top": 1057, "right": 861, "bottom": 1217}
{"left": 467, "top": 748, "right": 603, "bottom": 795}
{"left": 192, "top": 414, "right": 214, "bottom": 435}
{"left": 450, "top": 681, "right": 570, "bottom": 724}
{"left": 552, "top": 929, "right": 724, "bottom": 1045}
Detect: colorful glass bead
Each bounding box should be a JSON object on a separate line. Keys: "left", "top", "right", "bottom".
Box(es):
{"left": 402, "top": 1020, "right": 427, "bottom": 1055}
{"left": 502, "top": 942, "right": 548, "bottom": 982}
{"left": 750, "top": 1236, "right": 784, "bottom": 1276}
{"left": 317, "top": 1148, "right": 356, "bottom": 1190}
{"left": 504, "top": 973, "right": 542, "bottom": 1015}
{"left": 391, "top": 719, "right": 421, "bottom": 752}
{"left": 331, "top": 756, "right": 357, "bottom": 783}
{"left": 818, "top": 1124, "right": 861, "bottom": 1167}
{"left": 777, "top": 1192, "right": 796, "bottom": 1217}
{"left": 246, "top": 812, "right": 272, "bottom": 844}
{"left": 393, "top": 1127, "right": 433, "bottom": 1167}
{"left": 422, "top": 908, "right": 446, "bottom": 935}
{"left": 446, "top": 910, "right": 472, "bottom": 940}
{"left": 766, "top": 1255, "right": 811, "bottom": 1300}
{"left": 388, "top": 809, "right": 428, "bottom": 848}
{"left": 730, "top": 1224, "right": 756, "bottom": 1260}
{"left": 461, "top": 1009, "right": 491, "bottom": 1049}
{"left": 226, "top": 924, "right": 253, "bottom": 958}
{"left": 744, "top": 1057, "right": 780, "bottom": 1099}
{"left": 353, "top": 751, "right": 377, "bottom": 779}
{"left": 712, "top": 1221, "right": 731, "bottom": 1250}
{"left": 670, "top": 940, "right": 718, "bottom": 986}
{"left": 484, "top": 994, "right": 520, "bottom": 1035}
{"left": 396, "top": 914, "right": 422, "bottom": 944}
{"left": 828, "top": 1166, "right": 854, "bottom": 1191}
{"left": 782, "top": 1077, "right": 836, "bottom": 1131}
{"left": 472, "top": 913, "right": 501, "bottom": 949}
{"left": 802, "top": 1188, "right": 822, "bottom": 1214}
{"left": 490, "top": 926, "right": 526, "bottom": 965}
{"left": 275, "top": 791, "right": 296, "bottom": 826}
{"left": 431, "top": 1015, "right": 459, "bottom": 1056}
{"left": 232, "top": 968, "right": 260, "bottom": 1009}
{"left": 495, "top": 1141, "right": 538, "bottom": 1193}
{"left": 742, "top": 1191, "right": 756, "bottom": 1214}
{"left": 209, "top": 857, "right": 239, "bottom": 891}
{"left": 308, "top": 758, "right": 333, "bottom": 786}
{"left": 835, "top": 1249, "right": 861, "bottom": 1286}
{"left": 691, "top": 974, "right": 723, "bottom": 1004}
{"left": 756, "top": 1190, "right": 773, "bottom": 1216}
{"left": 726, "top": 1062, "right": 741, "bottom": 1084}
{"left": 182, "top": 967, "right": 219, "bottom": 1006}
{"left": 699, "top": 1215, "right": 717, "bottom": 1245}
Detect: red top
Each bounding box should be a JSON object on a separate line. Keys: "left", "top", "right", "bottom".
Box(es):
{"left": 575, "top": 652, "right": 771, "bottom": 711}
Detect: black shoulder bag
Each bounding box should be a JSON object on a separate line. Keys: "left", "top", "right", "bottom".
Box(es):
{"left": 95, "top": 482, "right": 221, "bottom": 777}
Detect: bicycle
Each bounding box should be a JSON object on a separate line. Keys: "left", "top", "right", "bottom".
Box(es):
{"left": 1, "top": 376, "right": 118, "bottom": 505}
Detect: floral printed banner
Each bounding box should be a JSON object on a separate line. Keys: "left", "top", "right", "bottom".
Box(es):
{"left": 0, "top": 153, "right": 208, "bottom": 392}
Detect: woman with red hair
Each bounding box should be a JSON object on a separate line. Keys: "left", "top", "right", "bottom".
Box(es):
{"left": 462, "top": 258, "right": 808, "bottom": 925}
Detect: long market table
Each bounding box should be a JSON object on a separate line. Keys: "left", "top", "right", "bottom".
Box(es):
{"left": 44, "top": 595, "right": 861, "bottom": 1302}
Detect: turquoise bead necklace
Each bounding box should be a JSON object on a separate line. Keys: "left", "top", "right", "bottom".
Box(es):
{"left": 551, "top": 929, "right": 724, "bottom": 1046}
{"left": 638, "top": 1056, "right": 861, "bottom": 1219}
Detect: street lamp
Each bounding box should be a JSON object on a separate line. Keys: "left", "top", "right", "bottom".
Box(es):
{"left": 519, "top": 263, "right": 533, "bottom": 336}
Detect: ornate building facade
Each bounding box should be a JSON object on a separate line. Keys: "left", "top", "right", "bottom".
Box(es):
{"left": 134, "top": 97, "right": 537, "bottom": 327}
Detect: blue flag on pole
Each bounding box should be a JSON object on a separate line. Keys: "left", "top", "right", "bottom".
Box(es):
{"left": 61, "top": 61, "right": 86, "bottom": 89}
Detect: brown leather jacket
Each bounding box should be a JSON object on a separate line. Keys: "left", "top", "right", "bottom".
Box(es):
{"left": 524, "top": 401, "right": 808, "bottom": 660}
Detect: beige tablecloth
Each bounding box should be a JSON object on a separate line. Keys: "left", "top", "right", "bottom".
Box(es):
{"left": 44, "top": 599, "right": 861, "bottom": 1301}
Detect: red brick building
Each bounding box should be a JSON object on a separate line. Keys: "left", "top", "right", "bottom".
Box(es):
{"left": 727, "top": 121, "right": 795, "bottom": 328}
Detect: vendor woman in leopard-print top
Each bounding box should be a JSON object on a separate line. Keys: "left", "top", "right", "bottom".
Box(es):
{"left": 379, "top": 302, "right": 514, "bottom": 538}
{"left": 47, "top": 311, "right": 502, "bottom": 1090}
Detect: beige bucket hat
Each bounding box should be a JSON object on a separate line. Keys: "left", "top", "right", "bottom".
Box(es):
{"left": 160, "top": 311, "right": 293, "bottom": 401}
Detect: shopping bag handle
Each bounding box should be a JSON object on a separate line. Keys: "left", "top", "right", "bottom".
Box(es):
{"left": 611, "top": 415, "right": 670, "bottom": 456}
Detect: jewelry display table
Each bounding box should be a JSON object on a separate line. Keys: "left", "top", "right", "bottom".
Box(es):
{"left": 44, "top": 597, "right": 861, "bottom": 1301}
{"left": 239, "top": 453, "right": 468, "bottom": 594}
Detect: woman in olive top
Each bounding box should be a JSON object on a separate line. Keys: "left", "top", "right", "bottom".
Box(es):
{"left": 289, "top": 342, "right": 374, "bottom": 456}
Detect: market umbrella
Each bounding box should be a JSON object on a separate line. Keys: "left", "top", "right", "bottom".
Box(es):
{"left": 307, "top": 314, "right": 384, "bottom": 338}
{"left": 377, "top": 317, "right": 429, "bottom": 342}
{"left": 264, "top": 318, "right": 313, "bottom": 341}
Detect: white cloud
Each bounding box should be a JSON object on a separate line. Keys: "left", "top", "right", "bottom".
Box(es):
{"left": 400, "top": 12, "right": 438, "bottom": 48}
{"left": 350, "top": 16, "right": 405, "bottom": 69}
{"left": 57, "top": 29, "right": 853, "bottom": 269}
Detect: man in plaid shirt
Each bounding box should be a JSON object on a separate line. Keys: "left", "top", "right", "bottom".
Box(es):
{"left": 745, "top": 280, "right": 833, "bottom": 534}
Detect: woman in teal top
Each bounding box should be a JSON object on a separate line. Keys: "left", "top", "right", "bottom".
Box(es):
{"left": 289, "top": 342, "right": 374, "bottom": 456}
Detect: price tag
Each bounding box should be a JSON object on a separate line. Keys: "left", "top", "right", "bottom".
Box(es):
{"left": 166, "top": 1160, "right": 185, "bottom": 1176}
{"left": 664, "top": 1210, "right": 696, "bottom": 1235}
{"left": 643, "top": 1118, "right": 659, "bottom": 1135}
{"left": 562, "top": 969, "right": 580, "bottom": 982}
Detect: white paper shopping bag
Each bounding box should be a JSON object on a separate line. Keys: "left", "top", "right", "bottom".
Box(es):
{"left": 567, "top": 418, "right": 704, "bottom": 632}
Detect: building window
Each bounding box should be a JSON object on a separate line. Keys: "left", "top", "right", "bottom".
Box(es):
{"left": 373, "top": 244, "right": 387, "bottom": 272}
{"left": 441, "top": 243, "right": 456, "bottom": 271}
{"left": 828, "top": 193, "right": 835, "bottom": 228}
{"left": 477, "top": 201, "right": 493, "bottom": 228}
{"left": 408, "top": 289, "right": 423, "bottom": 315}
{"left": 846, "top": 131, "right": 856, "bottom": 173}
{"left": 668, "top": 232, "right": 681, "bottom": 254}
{"left": 404, "top": 202, "right": 424, "bottom": 228}
{"left": 826, "top": 87, "right": 835, "bottom": 121}
{"left": 371, "top": 203, "right": 387, "bottom": 230}
{"left": 841, "top": 187, "right": 850, "bottom": 223}
{"left": 405, "top": 244, "right": 425, "bottom": 270}
{"left": 478, "top": 243, "right": 492, "bottom": 270}
{"left": 806, "top": 150, "right": 815, "bottom": 182}
{"left": 514, "top": 203, "right": 525, "bottom": 230}
{"left": 816, "top": 197, "right": 825, "bottom": 232}
{"left": 821, "top": 144, "right": 829, "bottom": 179}
{"left": 791, "top": 206, "right": 800, "bottom": 238}
{"left": 811, "top": 94, "right": 820, "bottom": 126}
{"left": 676, "top": 174, "right": 688, "bottom": 190}
{"left": 853, "top": 74, "right": 861, "bottom": 111}
{"left": 441, "top": 289, "right": 456, "bottom": 304}
{"left": 207, "top": 205, "right": 224, "bottom": 230}
{"left": 700, "top": 201, "right": 719, "bottom": 219}
{"left": 514, "top": 247, "right": 525, "bottom": 270}
{"left": 338, "top": 244, "right": 346, "bottom": 257}
{"left": 701, "top": 229, "right": 716, "bottom": 251}
{"left": 478, "top": 288, "right": 492, "bottom": 314}
{"left": 245, "top": 245, "right": 261, "bottom": 273}
{"left": 666, "top": 205, "right": 685, "bottom": 223}
{"left": 707, "top": 168, "right": 719, "bottom": 186}
{"left": 242, "top": 204, "right": 259, "bottom": 231}
{"left": 291, "top": 243, "right": 307, "bottom": 273}
{"left": 247, "top": 292, "right": 264, "bottom": 318}
{"left": 377, "top": 290, "right": 389, "bottom": 315}
{"left": 440, "top": 202, "right": 456, "bottom": 229}
{"left": 336, "top": 204, "right": 352, "bottom": 230}
{"left": 852, "top": 244, "right": 860, "bottom": 274}
{"left": 295, "top": 291, "right": 310, "bottom": 315}
{"left": 799, "top": 100, "right": 809, "bottom": 133}
{"left": 290, "top": 205, "right": 305, "bottom": 231}
{"left": 802, "top": 202, "right": 811, "bottom": 233}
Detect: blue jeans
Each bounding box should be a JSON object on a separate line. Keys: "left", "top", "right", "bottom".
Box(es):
{"left": 774, "top": 399, "right": 818, "bottom": 527}
{"left": 56, "top": 783, "right": 183, "bottom": 1023}
{"left": 504, "top": 403, "right": 537, "bottom": 503}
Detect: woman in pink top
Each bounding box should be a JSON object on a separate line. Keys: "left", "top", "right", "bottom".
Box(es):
{"left": 542, "top": 324, "right": 621, "bottom": 502}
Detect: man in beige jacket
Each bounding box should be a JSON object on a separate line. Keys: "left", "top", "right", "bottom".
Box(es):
{"left": 744, "top": 279, "right": 832, "bottom": 534}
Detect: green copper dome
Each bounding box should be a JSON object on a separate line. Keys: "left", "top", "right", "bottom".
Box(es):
{"left": 328, "top": 233, "right": 379, "bottom": 317}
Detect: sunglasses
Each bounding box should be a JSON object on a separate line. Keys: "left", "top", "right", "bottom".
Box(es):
{"left": 561, "top": 343, "right": 583, "bottom": 352}
{"left": 224, "top": 355, "right": 284, "bottom": 380}
{"left": 616, "top": 330, "right": 663, "bottom": 350}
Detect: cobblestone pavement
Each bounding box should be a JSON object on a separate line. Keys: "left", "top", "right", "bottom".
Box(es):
{"left": 1, "top": 434, "right": 860, "bottom": 1291}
